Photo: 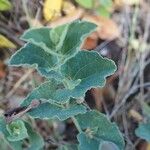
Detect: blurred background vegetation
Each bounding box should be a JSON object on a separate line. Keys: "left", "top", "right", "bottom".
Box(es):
{"left": 0, "top": 0, "right": 150, "bottom": 149}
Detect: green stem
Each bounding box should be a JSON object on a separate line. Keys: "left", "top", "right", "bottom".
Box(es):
{"left": 56, "top": 23, "right": 70, "bottom": 52}
{"left": 72, "top": 116, "right": 82, "bottom": 133}
{"left": 66, "top": 101, "right": 82, "bottom": 133}
{"left": 41, "top": 44, "right": 63, "bottom": 58}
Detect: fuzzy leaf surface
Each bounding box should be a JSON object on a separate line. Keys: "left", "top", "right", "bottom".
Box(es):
{"left": 99, "top": 141, "right": 119, "bottom": 150}
{"left": 9, "top": 42, "right": 62, "bottom": 80}
{"left": 77, "top": 134, "right": 119, "bottom": 150}
{"left": 21, "top": 50, "right": 116, "bottom": 106}
{"left": 25, "top": 122, "right": 44, "bottom": 150}
{"left": 61, "top": 51, "right": 116, "bottom": 98}
{"left": 21, "top": 80, "right": 71, "bottom": 106}
{"left": 21, "top": 20, "right": 97, "bottom": 60}
{"left": 9, "top": 43, "right": 58, "bottom": 71}
{"left": 0, "top": 118, "right": 44, "bottom": 150}
{"left": 76, "top": 110, "right": 125, "bottom": 150}
{"left": 9, "top": 21, "right": 97, "bottom": 79}
{"left": 0, "top": 118, "right": 23, "bottom": 150}
{"left": 6, "top": 120, "right": 28, "bottom": 142}
{"left": 77, "top": 132, "right": 100, "bottom": 150}
{"left": 28, "top": 102, "right": 87, "bottom": 120}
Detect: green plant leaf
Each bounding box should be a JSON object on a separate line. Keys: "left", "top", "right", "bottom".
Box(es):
{"left": 21, "top": 20, "right": 97, "bottom": 61}
{"left": 21, "top": 51, "right": 116, "bottom": 106}
{"left": 77, "top": 132, "right": 100, "bottom": 150}
{"left": 57, "top": 144, "right": 78, "bottom": 150}
{"left": 76, "top": 110, "right": 125, "bottom": 150}
{"left": 99, "top": 0, "right": 112, "bottom": 8}
{"left": 0, "top": 117, "right": 7, "bottom": 135}
{"left": 21, "top": 80, "right": 71, "bottom": 106}
{"left": 78, "top": 133, "right": 119, "bottom": 150}
{"left": 142, "top": 102, "right": 150, "bottom": 119}
{"left": 9, "top": 141, "right": 23, "bottom": 150}
{"left": 97, "top": 0, "right": 112, "bottom": 18}
{"left": 25, "top": 122, "right": 44, "bottom": 150}
{"left": 60, "top": 51, "right": 116, "bottom": 98}
{"left": 75, "top": 0, "right": 93, "bottom": 9}
{"left": 9, "top": 21, "right": 97, "bottom": 79}
{"left": 0, "top": 117, "right": 23, "bottom": 150}
{"left": 0, "top": 0, "right": 11, "bottom": 11}
{"left": 9, "top": 43, "right": 58, "bottom": 73}
{"left": 135, "top": 121, "right": 150, "bottom": 142}
{"left": 21, "top": 27, "right": 56, "bottom": 55}
{"left": 0, "top": 118, "right": 43, "bottom": 150}
{"left": 28, "top": 101, "right": 87, "bottom": 121}
{"left": 0, "top": 136, "right": 11, "bottom": 150}
{"left": 99, "top": 141, "right": 119, "bottom": 150}
{"left": 9, "top": 42, "right": 62, "bottom": 80}
{"left": 6, "top": 120, "right": 28, "bottom": 142}
{"left": 96, "top": 6, "right": 110, "bottom": 18}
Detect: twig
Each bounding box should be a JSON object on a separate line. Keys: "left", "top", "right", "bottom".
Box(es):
{"left": 139, "top": 13, "right": 150, "bottom": 103}
{"left": 6, "top": 69, "right": 33, "bottom": 99}
{"left": 122, "top": 110, "right": 134, "bottom": 148}
{"left": 4, "top": 100, "right": 41, "bottom": 123}
{"left": 22, "top": 0, "right": 32, "bottom": 27}
{"left": 110, "top": 83, "right": 150, "bottom": 119}
{"left": 0, "top": 22, "right": 24, "bottom": 47}
{"left": 33, "top": 7, "right": 41, "bottom": 27}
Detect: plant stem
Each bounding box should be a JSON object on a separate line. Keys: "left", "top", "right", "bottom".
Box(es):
{"left": 40, "top": 44, "right": 63, "bottom": 57}
{"left": 66, "top": 100, "right": 82, "bottom": 133}
{"left": 72, "top": 116, "right": 82, "bottom": 133}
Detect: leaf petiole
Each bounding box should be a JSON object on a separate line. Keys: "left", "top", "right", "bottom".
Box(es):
{"left": 72, "top": 116, "right": 82, "bottom": 133}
